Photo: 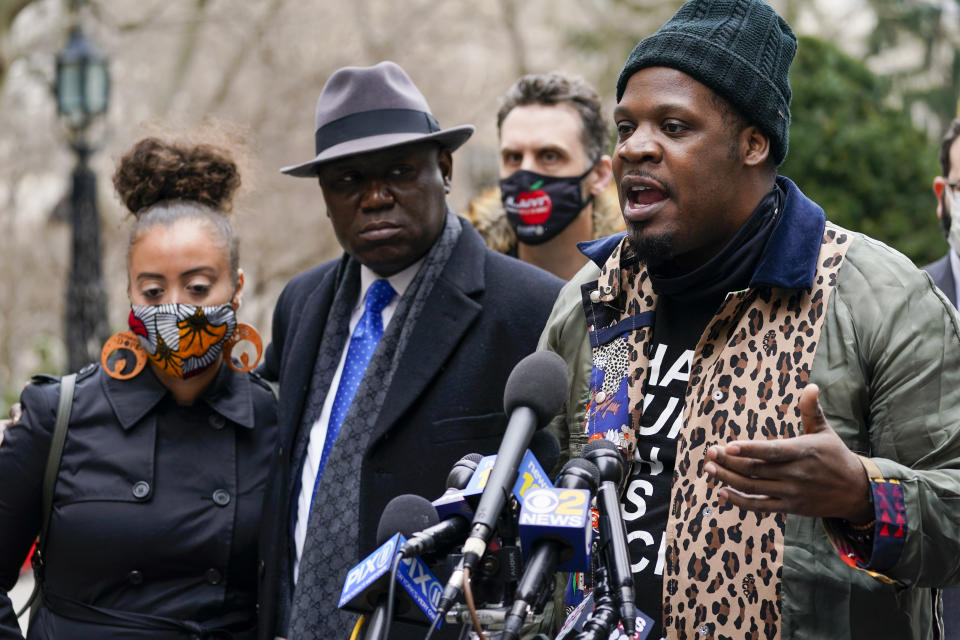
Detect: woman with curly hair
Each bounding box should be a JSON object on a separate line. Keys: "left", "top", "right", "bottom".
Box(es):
{"left": 0, "top": 136, "right": 277, "bottom": 639}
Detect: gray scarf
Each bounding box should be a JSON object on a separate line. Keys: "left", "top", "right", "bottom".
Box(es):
{"left": 287, "top": 211, "right": 462, "bottom": 638}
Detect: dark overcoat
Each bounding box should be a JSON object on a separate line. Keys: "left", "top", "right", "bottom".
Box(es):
{"left": 922, "top": 252, "right": 960, "bottom": 638}
{"left": 256, "top": 220, "right": 563, "bottom": 639}
{"left": 923, "top": 253, "right": 957, "bottom": 307}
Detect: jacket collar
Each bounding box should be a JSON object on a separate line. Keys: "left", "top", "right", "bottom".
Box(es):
{"left": 101, "top": 362, "right": 256, "bottom": 430}
{"left": 577, "top": 176, "right": 825, "bottom": 290}
{"left": 578, "top": 232, "right": 627, "bottom": 268}
{"left": 749, "top": 176, "right": 825, "bottom": 289}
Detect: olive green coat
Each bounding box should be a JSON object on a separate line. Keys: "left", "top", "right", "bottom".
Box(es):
{"left": 539, "top": 178, "right": 960, "bottom": 639}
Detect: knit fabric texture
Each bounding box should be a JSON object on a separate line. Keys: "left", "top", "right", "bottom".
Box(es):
{"left": 616, "top": 0, "right": 797, "bottom": 165}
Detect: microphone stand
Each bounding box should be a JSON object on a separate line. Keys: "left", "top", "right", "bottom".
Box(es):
{"left": 361, "top": 604, "right": 389, "bottom": 640}
{"left": 575, "top": 566, "right": 619, "bottom": 640}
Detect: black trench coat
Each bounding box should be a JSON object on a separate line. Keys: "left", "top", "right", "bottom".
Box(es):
{"left": 0, "top": 363, "right": 278, "bottom": 639}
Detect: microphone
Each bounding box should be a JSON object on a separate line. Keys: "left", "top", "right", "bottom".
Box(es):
{"left": 529, "top": 429, "right": 561, "bottom": 477}
{"left": 428, "top": 431, "right": 560, "bottom": 556}
{"left": 464, "top": 351, "right": 568, "bottom": 562}
{"left": 340, "top": 495, "right": 444, "bottom": 638}
{"left": 375, "top": 494, "right": 439, "bottom": 547}
{"left": 437, "top": 351, "right": 568, "bottom": 618}
{"left": 401, "top": 454, "right": 483, "bottom": 559}
{"left": 501, "top": 458, "right": 601, "bottom": 640}
{"left": 582, "top": 439, "right": 637, "bottom": 636}
{"left": 446, "top": 452, "right": 484, "bottom": 489}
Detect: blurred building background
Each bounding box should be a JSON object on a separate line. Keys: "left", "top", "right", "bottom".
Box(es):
{"left": 0, "top": 0, "right": 957, "bottom": 403}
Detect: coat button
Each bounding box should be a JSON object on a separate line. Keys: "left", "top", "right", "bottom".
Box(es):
{"left": 128, "top": 570, "right": 144, "bottom": 585}
{"left": 209, "top": 414, "right": 226, "bottom": 430}
{"left": 595, "top": 391, "right": 607, "bottom": 403}
{"left": 132, "top": 481, "right": 151, "bottom": 500}
{"left": 212, "top": 489, "right": 231, "bottom": 506}
{"left": 713, "top": 390, "right": 723, "bottom": 401}
{"left": 589, "top": 290, "right": 601, "bottom": 303}
{"left": 205, "top": 568, "right": 222, "bottom": 585}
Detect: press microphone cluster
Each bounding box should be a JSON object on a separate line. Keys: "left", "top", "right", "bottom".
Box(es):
{"left": 340, "top": 494, "right": 442, "bottom": 640}
{"left": 337, "top": 351, "right": 641, "bottom": 639}
{"left": 400, "top": 454, "right": 483, "bottom": 560}
{"left": 500, "top": 458, "right": 600, "bottom": 640}
{"left": 438, "top": 351, "right": 569, "bottom": 617}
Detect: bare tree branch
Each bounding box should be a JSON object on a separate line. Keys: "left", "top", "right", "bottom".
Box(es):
{"left": 0, "top": 0, "right": 35, "bottom": 93}
{"left": 157, "top": 0, "right": 211, "bottom": 115}
{"left": 206, "top": 0, "right": 286, "bottom": 113}
{"left": 498, "top": 0, "right": 527, "bottom": 77}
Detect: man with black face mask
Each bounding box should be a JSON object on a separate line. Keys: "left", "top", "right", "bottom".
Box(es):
{"left": 465, "top": 72, "right": 622, "bottom": 281}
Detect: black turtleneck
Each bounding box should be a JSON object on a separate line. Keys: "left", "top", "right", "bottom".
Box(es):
{"left": 649, "top": 184, "right": 783, "bottom": 347}
{"left": 623, "top": 185, "right": 783, "bottom": 636}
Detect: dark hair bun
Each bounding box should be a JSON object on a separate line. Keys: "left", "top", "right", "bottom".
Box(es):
{"left": 113, "top": 137, "right": 240, "bottom": 215}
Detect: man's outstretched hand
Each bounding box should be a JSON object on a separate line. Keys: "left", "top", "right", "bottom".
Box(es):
{"left": 704, "top": 384, "right": 873, "bottom": 524}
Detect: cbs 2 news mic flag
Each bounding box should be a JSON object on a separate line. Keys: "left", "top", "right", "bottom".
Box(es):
{"left": 339, "top": 533, "right": 442, "bottom": 625}
{"left": 518, "top": 486, "right": 592, "bottom": 572}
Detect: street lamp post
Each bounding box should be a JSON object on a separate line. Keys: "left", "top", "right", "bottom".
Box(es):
{"left": 55, "top": 25, "right": 110, "bottom": 372}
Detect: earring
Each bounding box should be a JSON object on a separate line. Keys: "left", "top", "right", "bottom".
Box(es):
{"left": 101, "top": 331, "right": 147, "bottom": 380}
{"left": 225, "top": 323, "right": 263, "bottom": 373}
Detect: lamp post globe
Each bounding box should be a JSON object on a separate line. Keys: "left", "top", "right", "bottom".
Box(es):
{"left": 55, "top": 26, "right": 109, "bottom": 141}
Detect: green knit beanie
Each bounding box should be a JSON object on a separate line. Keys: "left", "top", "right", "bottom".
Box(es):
{"left": 617, "top": 0, "right": 797, "bottom": 165}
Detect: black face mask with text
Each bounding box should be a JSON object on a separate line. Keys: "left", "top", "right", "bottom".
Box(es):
{"left": 499, "top": 164, "right": 595, "bottom": 246}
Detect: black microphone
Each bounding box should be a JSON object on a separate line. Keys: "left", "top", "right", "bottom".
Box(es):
{"left": 340, "top": 495, "right": 440, "bottom": 640}
{"left": 529, "top": 429, "right": 561, "bottom": 477}
{"left": 400, "top": 453, "right": 483, "bottom": 559}
{"left": 501, "top": 458, "right": 601, "bottom": 640}
{"left": 446, "top": 452, "right": 484, "bottom": 489}
{"left": 582, "top": 439, "right": 636, "bottom": 636}
{"left": 375, "top": 494, "right": 439, "bottom": 547}
{"left": 437, "top": 351, "right": 568, "bottom": 618}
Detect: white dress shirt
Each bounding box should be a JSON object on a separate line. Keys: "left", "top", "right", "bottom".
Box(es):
{"left": 293, "top": 258, "right": 423, "bottom": 581}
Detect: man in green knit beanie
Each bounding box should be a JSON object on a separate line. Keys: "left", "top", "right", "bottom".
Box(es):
{"left": 540, "top": 0, "right": 960, "bottom": 638}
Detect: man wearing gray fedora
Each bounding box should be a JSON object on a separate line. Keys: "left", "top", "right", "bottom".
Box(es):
{"left": 257, "top": 61, "right": 563, "bottom": 639}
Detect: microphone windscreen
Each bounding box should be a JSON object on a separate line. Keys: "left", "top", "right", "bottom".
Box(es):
{"left": 582, "top": 438, "right": 626, "bottom": 484}
{"left": 556, "top": 458, "right": 601, "bottom": 492}
{"left": 503, "top": 351, "right": 569, "bottom": 427}
{"left": 445, "top": 453, "right": 483, "bottom": 490}
{"left": 376, "top": 494, "right": 439, "bottom": 545}
{"left": 529, "top": 429, "right": 561, "bottom": 475}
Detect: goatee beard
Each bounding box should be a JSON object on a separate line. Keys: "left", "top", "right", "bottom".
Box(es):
{"left": 626, "top": 223, "right": 674, "bottom": 268}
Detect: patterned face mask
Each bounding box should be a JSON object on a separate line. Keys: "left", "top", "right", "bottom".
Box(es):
{"left": 128, "top": 303, "right": 237, "bottom": 379}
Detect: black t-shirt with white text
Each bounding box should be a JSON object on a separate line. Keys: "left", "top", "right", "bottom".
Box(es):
{"left": 622, "top": 187, "right": 782, "bottom": 638}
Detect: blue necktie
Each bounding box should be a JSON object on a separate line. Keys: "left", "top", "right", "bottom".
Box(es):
{"left": 314, "top": 278, "right": 396, "bottom": 489}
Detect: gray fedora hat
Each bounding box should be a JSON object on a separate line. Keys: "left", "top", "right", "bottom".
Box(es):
{"left": 281, "top": 61, "right": 475, "bottom": 177}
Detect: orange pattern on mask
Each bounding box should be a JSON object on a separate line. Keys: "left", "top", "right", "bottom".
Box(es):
{"left": 178, "top": 309, "right": 229, "bottom": 359}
